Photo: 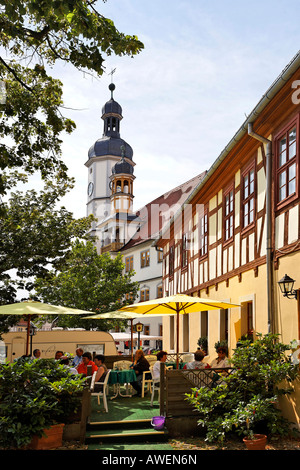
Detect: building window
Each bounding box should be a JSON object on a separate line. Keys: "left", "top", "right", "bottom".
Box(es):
{"left": 224, "top": 188, "right": 234, "bottom": 241}
{"left": 220, "top": 309, "right": 228, "bottom": 342}
{"left": 276, "top": 120, "right": 298, "bottom": 206}
{"left": 199, "top": 212, "right": 208, "bottom": 257}
{"left": 169, "top": 244, "right": 174, "bottom": 277}
{"left": 144, "top": 325, "right": 150, "bottom": 335}
{"left": 125, "top": 255, "right": 133, "bottom": 272}
{"left": 200, "top": 311, "right": 208, "bottom": 354}
{"left": 140, "top": 250, "right": 150, "bottom": 268}
{"left": 140, "top": 288, "right": 150, "bottom": 301}
{"left": 243, "top": 167, "right": 255, "bottom": 228}
{"left": 157, "top": 285, "right": 163, "bottom": 298}
{"left": 247, "top": 302, "right": 253, "bottom": 336}
{"left": 125, "top": 292, "right": 134, "bottom": 301}
{"left": 157, "top": 249, "right": 163, "bottom": 263}
{"left": 181, "top": 233, "right": 189, "bottom": 268}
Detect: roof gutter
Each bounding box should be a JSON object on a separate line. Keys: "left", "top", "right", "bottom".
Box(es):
{"left": 153, "top": 50, "right": 300, "bottom": 245}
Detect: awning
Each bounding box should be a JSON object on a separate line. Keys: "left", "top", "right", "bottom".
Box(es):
{"left": 111, "top": 332, "right": 162, "bottom": 341}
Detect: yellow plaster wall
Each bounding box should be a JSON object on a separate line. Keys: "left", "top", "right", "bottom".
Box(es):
{"left": 274, "top": 251, "right": 299, "bottom": 345}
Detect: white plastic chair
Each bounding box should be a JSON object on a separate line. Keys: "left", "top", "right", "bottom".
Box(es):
{"left": 150, "top": 365, "right": 160, "bottom": 406}
{"left": 146, "top": 355, "right": 158, "bottom": 366}
{"left": 141, "top": 370, "right": 153, "bottom": 397}
{"left": 182, "top": 354, "right": 194, "bottom": 362}
{"left": 112, "top": 360, "right": 132, "bottom": 370}
{"left": 90, "top": 369, "right": 111, "bottom": 412}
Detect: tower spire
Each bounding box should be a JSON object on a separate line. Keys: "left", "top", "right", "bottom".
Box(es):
{"left": 108, "top": 67, "right": 116, "bottom": 99}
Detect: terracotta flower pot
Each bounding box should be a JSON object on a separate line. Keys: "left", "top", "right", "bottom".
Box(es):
{"left": 28, "top": 423, "right": 65, "bottom": 450}
{"left": 243, "top": 433, "right": 267, "bottom": 450}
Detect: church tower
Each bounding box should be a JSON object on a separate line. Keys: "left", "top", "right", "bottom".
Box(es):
{"left": 110, "top": 144, "right": 135, "bottom": 214}
{"left": 85, "top": 83, "right": 138, "bottom": 253}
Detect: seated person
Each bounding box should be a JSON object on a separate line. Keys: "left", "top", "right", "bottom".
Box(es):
{"left": 93, "top": 355, "right": 108, "bottom": 392}
{"left": 72, "top": 348, "right": 83, "bottom": 368}
{"left": 77, "top": 352, "right": 98, "bottom": 376}
{"left": 210, "top": 347, "right": 230, "bottom": 370}
{"left": 152, "top": 350, "right": 168, "bottom": 382}
{"left": 130, "top": 350, "right": 150, "bottom": 397}
{"left": 183, "top": 350, "right": 211, "bottom": 369}
{"left": 32, "top": 349, "right": 41, "bottom": 359}
{"left": 60, "top": 356, "right": 78, "bottom": 375}
{"left": 55, "top": 350, "right": 64, "bottom": 360}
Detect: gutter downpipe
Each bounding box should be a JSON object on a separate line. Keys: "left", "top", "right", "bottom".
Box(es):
{"left": 248, "top": 123, "right": 274, "bottom": 334}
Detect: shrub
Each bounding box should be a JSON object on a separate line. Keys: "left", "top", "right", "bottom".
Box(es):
{"left": 186, "top": 333, "right": 299, "bottom": 442}
{"left": 0, "top": 357, "right": 86, "bottom": 449}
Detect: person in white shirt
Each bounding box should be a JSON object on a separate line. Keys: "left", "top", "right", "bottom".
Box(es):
{"left": 60, "top": 356, "right": 78, "bottom": 375}
{"left": 152, "top": 350, "right": 168, "bottom": 382}
{"left": 210, "top": 347, "right": 230, "bottom": 369}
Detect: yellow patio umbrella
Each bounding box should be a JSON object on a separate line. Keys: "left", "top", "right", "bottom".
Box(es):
{"left": 120, "top": 294, "right": 240, "bottom": 368}
{"left": 82, "top": 309, "right": 149, "bottom": 361}
{"left": 0, "top": 301, "right": 95, "bottom": 356}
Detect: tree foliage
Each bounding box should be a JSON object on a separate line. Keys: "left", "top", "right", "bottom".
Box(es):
{"left": 34, "top": 239, "right": 139, "bottom": 331}
{"left": 0, "top": 180, "right": 93, "bottom": 293}
{"left": 0, "top": 0, "right": 142, "bottom": 332}
{"left": 0, "top": 0, "right": 143, "bottom": 195}
{"left": 0, "top": 179, "right": 94, "bottom": 336}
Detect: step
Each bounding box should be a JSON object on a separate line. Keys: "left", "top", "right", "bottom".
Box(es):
{"left": 86, "top": 427, "right": 166, "bottom": 439}
{"left": 85, "top": 428, "right": 168, "bottom": 444}
{"left": 89, "top": 418, "right": 152, "bottom": 427}
{"left": 86, "top": 419, "right": 168, "bottom": 443}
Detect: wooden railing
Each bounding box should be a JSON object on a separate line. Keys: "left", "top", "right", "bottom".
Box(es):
{"left": 160, "top": 365, "right": 235, "bottom": 417}
{"left": 100, "top": 242, "right": 124, "bottom": 254}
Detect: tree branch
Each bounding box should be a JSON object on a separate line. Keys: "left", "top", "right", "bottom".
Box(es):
{"left": 0, "top": 56, "right": 33, "bottom": 92}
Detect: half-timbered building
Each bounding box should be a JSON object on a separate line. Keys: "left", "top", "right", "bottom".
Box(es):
{"left": 154, "top": 51, "right": 300, "bottom": 360}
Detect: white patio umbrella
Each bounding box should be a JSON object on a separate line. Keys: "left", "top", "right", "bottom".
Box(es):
{"left": 82, "top": 309, "right": 151, "bottom": 360}
{"left": 0, "top": 301, "right": 95, "bottom": 355}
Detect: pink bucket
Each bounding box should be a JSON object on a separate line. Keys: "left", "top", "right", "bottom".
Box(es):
{"left": 151, "top": 416, "right": 165, "bottom": 430}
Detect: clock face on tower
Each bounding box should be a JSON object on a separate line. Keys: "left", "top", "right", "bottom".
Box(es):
{"left": 87, "top": 182, "right": 94, "bottom": 196}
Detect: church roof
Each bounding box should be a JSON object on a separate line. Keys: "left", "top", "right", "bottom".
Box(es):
{"left": 88, "top": 137, "right": 133, "bottom": 160}
{"left": 102, "top": 98, "right": 122, "bottom": 117}
{"left": 112, "top": 157, "right": 134, "bottom": 175}
{"left": 120, "top": 171, "right": 207, "bottom": 251}
{"left": 88, "top": 83, "right": 133, "bottom": 160}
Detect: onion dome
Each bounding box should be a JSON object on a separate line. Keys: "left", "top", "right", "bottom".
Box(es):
{"left": 88, "top": 83, "right": 133, "bottom": 160}
{"left": 112, "top": 146, "right": 134, "bottom": 175}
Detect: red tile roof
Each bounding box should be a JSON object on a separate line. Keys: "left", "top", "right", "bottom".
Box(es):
{"left": 121, "top": 171, "right": 206, "bottom": 250}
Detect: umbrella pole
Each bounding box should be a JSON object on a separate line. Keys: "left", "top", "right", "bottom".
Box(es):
{"left": 176, "top": 306, "right": 179, "bottom": 369}
{"left": 130, "top": 319, "right": 133, "bottom": 362}
{"left": 26, "top": 315, "right": 31, "bottom": 356}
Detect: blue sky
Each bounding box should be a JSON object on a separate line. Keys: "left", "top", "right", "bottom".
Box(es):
{"left": 49, "top": 0, "right": 300, "bottom": 218}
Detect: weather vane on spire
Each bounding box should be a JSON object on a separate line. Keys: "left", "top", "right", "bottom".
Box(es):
{"left": 109, "top": 68, "right": 116, "bottom": 81}
{"left": 108, "top": 68, "right": 116, "bottom": 98}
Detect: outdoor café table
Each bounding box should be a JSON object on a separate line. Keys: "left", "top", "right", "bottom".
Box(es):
{"left": 108, "top": 369, "right": 137, "bottom": 400}
{"left": 166, "top": 362, "right": 186, "bottom": 369}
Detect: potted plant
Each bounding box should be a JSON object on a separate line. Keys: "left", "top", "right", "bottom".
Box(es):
{"left": 186, "top": 333, "right": 299, "bottom": 446}
{"left": 0, "top": 357, "right": 86, "bottom": 449}
{"left": 197, "top": 336, "right": 208, "bottom": 355}
{"left": 214, "top": 339, "right": 228, "bottom": 353}
{"left": 227, "top": 397, "right": 271, "bottom": 450}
